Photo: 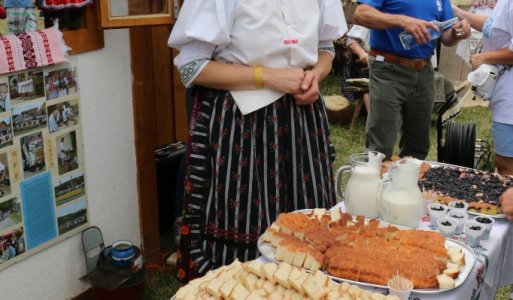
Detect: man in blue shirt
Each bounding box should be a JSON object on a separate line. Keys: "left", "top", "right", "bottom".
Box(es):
{"left": 354, "top": 1, "right": 470, "bottom": 159}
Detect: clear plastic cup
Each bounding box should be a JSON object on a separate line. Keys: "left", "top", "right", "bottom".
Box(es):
{"left": 388, "top": 277, "right": 413, "bottom": 300}
{"left": 437, "top": 216, "right": 457, "bottom": 238}
{"left": 446, "top": 210, "right": 468, "bottom": 234}
{"left": 448, "top": 201, "right": 469, "bottom": 213}
{"left": 474, "top": 215, "right": 495, "bottom": 240}
{"left": 465, "top": 221, "right": 485, "bottom": 247}
{"left": 428, "top": 203, "right": 449, "bottom": 228}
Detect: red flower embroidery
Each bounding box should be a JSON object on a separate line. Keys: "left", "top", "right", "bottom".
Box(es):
{"left": 177, "top": 268, "right": 185, "bottom": 279}
{"left": 181, "top": 225, "right": 190, "bottom": 236}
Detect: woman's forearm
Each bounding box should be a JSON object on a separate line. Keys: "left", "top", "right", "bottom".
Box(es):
{"left": 452, "top": 5, "right": 488, "bottom": 32}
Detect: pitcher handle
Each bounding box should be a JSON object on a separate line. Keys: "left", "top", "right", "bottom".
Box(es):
{"left": 335, "top": 165, "right": 352, "bottom": 201}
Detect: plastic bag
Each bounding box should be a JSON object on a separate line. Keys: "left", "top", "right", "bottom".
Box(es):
{"left": 467, "top": 64, "right": 499, "bottom": 100}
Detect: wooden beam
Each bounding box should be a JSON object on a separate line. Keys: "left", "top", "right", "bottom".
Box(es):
{"left": 129, "top": 27, "right": 161, "bottom": 265}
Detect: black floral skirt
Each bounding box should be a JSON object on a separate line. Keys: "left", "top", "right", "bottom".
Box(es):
{"left": 176, "top": 87, "right": 336, "bottom": 282}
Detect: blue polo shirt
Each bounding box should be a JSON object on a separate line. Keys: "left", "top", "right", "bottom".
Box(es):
{"left": 357, "top": 0, "right": 454, "bottom": 59}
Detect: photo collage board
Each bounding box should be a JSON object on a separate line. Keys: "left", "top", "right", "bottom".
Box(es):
{"left": 0, "top": 62, "right": 88, "bottom": 271}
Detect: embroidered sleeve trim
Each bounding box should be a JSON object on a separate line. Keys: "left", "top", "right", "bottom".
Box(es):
{"left": 319, "top": 46, "right": 335, "bottom": 57}
{"left": 179, "top": 58, "right": 210, "bottom": 88}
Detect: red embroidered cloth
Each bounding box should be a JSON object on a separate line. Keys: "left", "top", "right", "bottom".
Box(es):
{"left": 0, "top": 25, "right": 69, "bottom": 75}
{"left": 42, "top": 0, "right": 93, "bottom": 10}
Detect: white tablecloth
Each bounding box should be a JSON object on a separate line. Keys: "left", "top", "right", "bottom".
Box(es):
{"left": 256, "top": 202, "right": 513, "bottom": 300}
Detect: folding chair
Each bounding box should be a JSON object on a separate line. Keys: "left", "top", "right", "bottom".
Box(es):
{"left": 81, "top": 226, "right": 105, "bottom": 273}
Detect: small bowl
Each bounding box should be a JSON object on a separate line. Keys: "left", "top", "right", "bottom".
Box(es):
{"left": 446, "top": 210, "right": 468, "bottom": 234}
{"left": 428, "top": 203, "right": 449, "bottom": 227}
{"left": 474, "top": 215, "right": 495, "bottom": 240}
{"left": 111, "top": 240, "right": 135, "bottom": 261}
{"left": 448, "top": 201, "right": 469, "bottom": 212}
{"left": 437, "top": 217, "right": 457, "bottom": 238}
{"left": 464, "top": 221, "right": 485, "bottom": 247}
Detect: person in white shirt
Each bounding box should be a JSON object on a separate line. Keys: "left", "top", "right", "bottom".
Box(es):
{"left": 48, "top": 108, "right": 59, "bottom": 133}
{"left": 168, "top": 0, "right": 347, "bottom": 281}
{"left": 453, "top": 3, "right": 513, "bottom": 175}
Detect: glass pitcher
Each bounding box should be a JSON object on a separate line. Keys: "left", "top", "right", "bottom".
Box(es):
{"left": 336, "top": 151, "right": 385, "bottom": 218}
{"left": 378, "top": 158, "right": 424, "bottom": 228}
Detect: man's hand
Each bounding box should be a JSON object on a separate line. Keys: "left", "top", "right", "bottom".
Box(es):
{"left": 401, "top": 16, "right": 439, "bottom": 45}
{"left": 501, "top": 188, "right": 513, "bottom": 221}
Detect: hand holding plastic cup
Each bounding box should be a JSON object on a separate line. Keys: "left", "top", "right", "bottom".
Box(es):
{"left": 474, "top": 215, "right": 495, "bottom": 240}
{"left": 388, "top": 274, "right": 413, "bottom": 300}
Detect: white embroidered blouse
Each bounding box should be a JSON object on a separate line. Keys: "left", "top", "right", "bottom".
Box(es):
{"left": 168, "top": 0, "right": 347, "bottom": 114}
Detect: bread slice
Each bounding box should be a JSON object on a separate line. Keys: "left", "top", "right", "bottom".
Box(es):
{"left": 247, "top": 260, "right": 264, "bottom": 277}
{"left": 261, "top": 262, "right": 277, "bottom": 283}
{"left": 262, "top": 280, "right": 276, "bottom": 294}
{"left": 330, "top": 208, "right": 342, "bottom": 223}
{"left": 219, "top": 280, "right": 238, "bottom": 299}
{"left": 436, "top": 274, "right": 456, "bottom": 289}
{"left": 273, "top": 262, "right": 292, "bottom": 288}
{"left": 288, "top": 267, "right": 308, "bottom": 292}
{"left": 302, "top": 271, "right": 329, "bottom": 300}
{"left": 443, "top": 266, "right": 461, "bottom": 279}
{"left": 449, "top": 252, "right": 465, "bottom": 266}
{"left": 241, "top": 273, "right": 259, "bottom": 291}
{"left": 228, "top": 283, "right": 250, "bottom": 300}
{"left": 291, "top": 249, "right": 306, "bottom": 268}
{"left": 246, "top": 291, "right": 263, "bottom": 300}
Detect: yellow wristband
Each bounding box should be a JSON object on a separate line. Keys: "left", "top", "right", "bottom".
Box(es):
{"left": 254, "top": 65, "right": 264, "bottom": 89}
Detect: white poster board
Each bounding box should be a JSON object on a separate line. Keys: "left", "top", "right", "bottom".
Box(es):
{"left": 0, "top": 62, "right": 88, "bottom": 270}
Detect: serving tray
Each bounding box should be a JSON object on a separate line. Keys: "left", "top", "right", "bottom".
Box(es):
{"left": 257, "top": 210, "right": 477, "bottom": 295}
{"left": 424, "top": 161, "right": 506, "bottom": 219}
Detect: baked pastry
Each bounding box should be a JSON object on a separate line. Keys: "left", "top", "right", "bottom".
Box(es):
{"left": 263, "top": 211, "right": 464, "bottom": 289}
{"left": 419, "top": 166, "right": 512, "bottom": 215}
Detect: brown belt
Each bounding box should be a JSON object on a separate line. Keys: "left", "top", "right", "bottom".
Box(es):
{"left": 370, "top": 49, "right": 430, "bottom": 71}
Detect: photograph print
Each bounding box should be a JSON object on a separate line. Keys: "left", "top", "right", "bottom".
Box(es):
{"left": 20, "top": 131, "right": 46, "bottom": 179}
{"left": 54, "top": 170, "right": 85, "bottom": 206}
{"left": 0, "top": 198, "right": 22, "bottom": 232}
{"left": 47, "top": 99, "right": 79, "bottom": 133}
{"left": 57, "top": 198, "right": 87, "bottom": 235}
{"left": 57, "top": 131, "right": 79, "bottom": 175}
{"left": 8, "top": 70, "right": 45, "bottom": 105}
{"left": 0, "top": 153, "right": 11, "bottom": 199}
{"left": 44, "top": 67, "right": 78, "bottom": 100}
{"left": 0, "top": 116, "right": 13, "bottom": 149}
{"left": 12, "top": 99, "right": 47, "bottom": 136}
{"left": 0, "top": 226, "right": 25, "bottom": 265}
{"left": 0, "top": 81, "right": 10, "bottom": 113}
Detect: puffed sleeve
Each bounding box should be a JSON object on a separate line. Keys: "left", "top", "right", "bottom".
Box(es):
{"left": 168, "top": 0, "right": 238, "bottom": 86}
{"left": 318, "top": 0, "right": 348, "bottom": 49}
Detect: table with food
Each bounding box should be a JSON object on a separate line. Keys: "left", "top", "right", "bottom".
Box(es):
{"left": 172, "top": 154, "right": 513, "bottom": 300}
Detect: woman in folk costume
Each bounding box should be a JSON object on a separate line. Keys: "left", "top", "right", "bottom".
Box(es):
{"left": 168, "top": 0, "right": 347, "bottom": 282}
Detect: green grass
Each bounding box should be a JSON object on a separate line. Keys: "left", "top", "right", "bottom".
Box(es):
{"left": 144, "top": 75, "right": 509, "bottom": 299}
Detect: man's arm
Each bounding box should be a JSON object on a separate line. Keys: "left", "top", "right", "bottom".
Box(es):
{"left": 353, "top": 4, "right": 439, "bottom": 45}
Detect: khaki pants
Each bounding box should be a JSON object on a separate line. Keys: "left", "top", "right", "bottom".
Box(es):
{"left": 365, "top": 56, "right": 435, "bottom": 159}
